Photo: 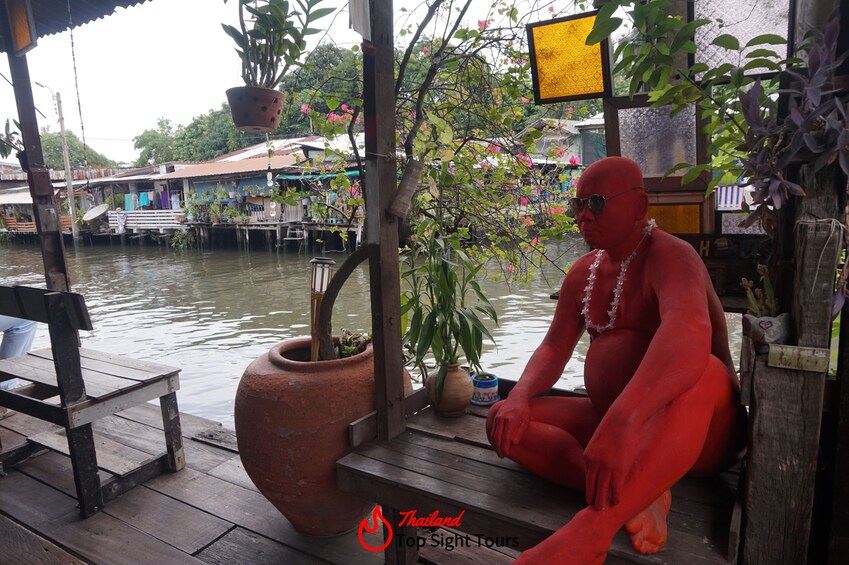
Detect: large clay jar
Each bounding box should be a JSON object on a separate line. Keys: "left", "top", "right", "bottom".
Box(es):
{"left": 426, "top": 363, "right": 473, "bottom": 417}
{"left": 235, "top": 336, "right": 375, "bottom": 536}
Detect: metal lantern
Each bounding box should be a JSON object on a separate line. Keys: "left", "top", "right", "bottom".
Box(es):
{"left": 309, "top": 257, "right": 336, "bottom": 361}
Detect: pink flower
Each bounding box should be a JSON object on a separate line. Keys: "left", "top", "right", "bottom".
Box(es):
{"left": 520, "top": 215, "right": 533, "bottom": 226}
{"left": 531, "top": 237, "right": 540, "bottom": 246}
{"left": 300, "top": 103, "right": 311, "bottom": 114}
{"left": 569, "top": 155, "right": 580, "bottom": 165}
{"left": 547, "top": 206, "right": 565, "bottom": 215}
{"left": 421, "top": 46, "right": 430, "bottom": 55}
{"left": 519, "top": 197, "right": 529, "bottom": 206}
{"left": 341, "top": 103, "right": 350, "bottom": 113}
{"left": 516, "top": 153, "right": 533, "bottom": 168}
{"left": 520, "top": 97, "right": 530, "bottom": 103}
{"left": 548, "top": 6, "right": 554, "bottom": 13}
{"left": 487, "top": 143, "right": 501, "bottom": 154}
{"left": 478, "top": 19, "right": 488, "bottom": 31}
{"left": 479, "top": 160, "right": 492, "bottom": 170}
{"left": 554, "top": 148, "right": 566, "bottom": 158}
{"left": 568, "top": 106, "right": 574, "bottom": 114}
{"left": 507, "top": 264, "right": 516, "bottom": 272}
{"left": 355, "top": 117, "right": 361, "bottom": 125}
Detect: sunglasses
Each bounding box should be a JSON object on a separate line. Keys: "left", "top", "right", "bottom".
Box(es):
{"left": 569, "top": 186, "right": 644, "bottom": 215}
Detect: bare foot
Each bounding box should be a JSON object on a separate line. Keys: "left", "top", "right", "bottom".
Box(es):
{"left": 624, "top": 490, "right": 672, "bottom": 554}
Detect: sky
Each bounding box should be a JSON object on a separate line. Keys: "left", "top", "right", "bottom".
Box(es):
{"left": 0, "top": 0, "right": 365, "bottom": 165}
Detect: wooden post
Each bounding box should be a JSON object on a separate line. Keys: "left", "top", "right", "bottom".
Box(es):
{"left": 1, "top": 7, "right": 70, "bottom": 291}
{"left": 364, "top": 0, "right": 406, "bottom": 443}
{"left": 742, "top": 220, "right": 841, "bottom": 564}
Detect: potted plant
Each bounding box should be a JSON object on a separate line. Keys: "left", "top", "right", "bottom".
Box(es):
{"left": 235, "top": 323, "right": 413, "bottom": 536}
{"left": 222, "top": 0, "right": 334, "bottom": 132}
{"left": 401, "top": 219, "right": 499, "bottom": 417}
{"left": 741, "top": 265, "right": 791, "bottom": 350}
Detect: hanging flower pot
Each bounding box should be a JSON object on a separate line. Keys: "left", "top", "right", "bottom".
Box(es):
{"left": 226, "top": 86, "right": 284, "bottom": 133}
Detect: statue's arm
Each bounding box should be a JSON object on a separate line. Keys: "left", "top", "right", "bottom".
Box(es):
{"left": 508, "top": 260, "right": 587, "bottom": 402}
{"left": 608, "top": 241, "right": 713, "bottom": 427}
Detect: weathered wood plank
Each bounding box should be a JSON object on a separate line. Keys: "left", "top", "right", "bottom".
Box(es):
{"left": 405, "top": 407, "right": 491, "bottom": 447}
{"left": 28, "top": 348, "right": 155, "bottom": 382}
{"left": 743, "top": 355, "right": 826, "bottom": 565}
{"left": 77, "top": 348, "right": 180, "bottom": 378}
{"left": 69, "top": 376, "right": 178, "bottom": 427}
{"left": 146, "top": 467, "right": 382, "bottom": 564}
{"left": 207, "top": 455, "right": 259, "bottom": 492}
{"left": 29, "top": 428, "right": 153, "bottom": 476}
{"left": 93, "top": 403, "right": 233, "bottom": 472}
{"left": 0, "top": 512, "right": 87, "bottom": 565}
{"left": 104, "top": 485, "right": 233, "bottom": 554}
{"left": 117, "top": 402, "right": 221, "bottom": 439}
{"left": 0, "top": 468, "right": 81, "bottom": 530}
{"left": 0, "top": 410, "right": 63, "bottom": 438}
{"left": 191, "top": 426, "right": 238, "bottom": 453}
{"left": 16, "top": 450, "right": 114, "bottom": 498}
{"left": 47, "top": 509, "right": 205, "bottom": 564}
{"left": 338, "top": 446, "right": 731, "bottom": 564}
{"left": 196, "top": 527, "right": 326, "bottom": 565}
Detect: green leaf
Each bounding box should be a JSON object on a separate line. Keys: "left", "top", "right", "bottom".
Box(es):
{"left": 711, "top": 34, "right": 740, "bottom": 50}
{"left": 586, "top": 17, "right": 622, "bottom": 46}
{"left": 745, "top": 34, "right": 786, "bottom": 47}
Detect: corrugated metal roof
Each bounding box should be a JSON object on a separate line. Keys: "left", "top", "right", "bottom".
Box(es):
{"left": 1, "top": 1, "right": 152, "bottom": 54}
{"left": 157, "top": 155, "right": 299, "bottom": 180}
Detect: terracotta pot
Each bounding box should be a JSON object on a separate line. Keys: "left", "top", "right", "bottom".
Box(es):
{"left": 235, "top": 336, "right": 376, "bottom": 536}
{"left": 226, "top": 86, "right": 285, "bottom": 133}
{"left": 426, "top": 364, "right": 473, "bottom": 417}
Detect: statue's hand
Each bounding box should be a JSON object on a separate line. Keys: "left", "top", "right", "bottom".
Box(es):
{"left": 486, "top": 397, "right": 530, "bottom": 458}
{"left": 583, "top": 421, "right": 636, "bottom": 510}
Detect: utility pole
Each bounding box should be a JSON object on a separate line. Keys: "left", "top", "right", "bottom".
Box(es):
{"left": 54, "top": 91, "right": 79, "bottom": 241}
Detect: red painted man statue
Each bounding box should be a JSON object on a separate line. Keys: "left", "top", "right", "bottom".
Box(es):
{"left": 486, "top": 157, "right": 746, "bottom": 564}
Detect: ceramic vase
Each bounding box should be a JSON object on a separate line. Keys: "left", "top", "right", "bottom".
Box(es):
{"left": 426, "top": 363, "right": 473, "bottom": 417}
{"left": 234, "top": 336, "right": 375, "bottom": 536}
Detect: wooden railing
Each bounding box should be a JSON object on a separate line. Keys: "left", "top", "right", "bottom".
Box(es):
{"left": 3, "top": 215, "right": 75, "bottom": 233}
{"left": 108, "top": 209, "right": 187, "bottom": 233}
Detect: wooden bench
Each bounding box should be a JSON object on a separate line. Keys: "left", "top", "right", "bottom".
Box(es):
{"left": 0, "top": 285, "right": 185, "bottom": 517}
{"left": 337, "top": 388, "right": 739, "bottom": 564}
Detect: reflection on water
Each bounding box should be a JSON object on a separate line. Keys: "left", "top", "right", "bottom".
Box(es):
{"left": 0, "top": 239, "right": 588, "bottom": 428}
{"left": 0, "top": 237, "right": 741, "bottom": 429}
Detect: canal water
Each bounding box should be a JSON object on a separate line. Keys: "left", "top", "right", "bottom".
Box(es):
{"left": 1, "top": 237, "right": 601, "bottom": 429}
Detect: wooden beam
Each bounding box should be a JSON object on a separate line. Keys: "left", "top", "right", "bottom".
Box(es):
{"left": 1, "top": 6, "right": 71, "bottom": 292}
{"left": 364, "top": 0, "right": 405, "bottom": 441}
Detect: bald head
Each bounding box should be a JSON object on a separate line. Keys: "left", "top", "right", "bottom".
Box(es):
{"left": 578, "top": 157, "right": 643, "bottom": 197}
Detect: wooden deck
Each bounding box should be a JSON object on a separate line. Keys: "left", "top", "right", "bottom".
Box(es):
{"left": 338, "top": 405, "right": 740, "bottom": 565}
{"left": 0, "top": 403, "right": 385, "bottom": 564}
{"left": 0, "top": 402, "right": 521, "bottom": 564}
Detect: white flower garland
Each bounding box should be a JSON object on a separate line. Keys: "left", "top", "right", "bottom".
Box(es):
{"left": 581, "top": 220, "right": 655, "bottom": 334}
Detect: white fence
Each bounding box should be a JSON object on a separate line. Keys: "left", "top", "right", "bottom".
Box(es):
{"left": 108, "top": 209, "right": 187, "bottom": 233}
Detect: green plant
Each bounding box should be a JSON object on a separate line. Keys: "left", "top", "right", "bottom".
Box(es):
{"left": 401, "top": 219, "right": 498, "bottom": 402}
{"left": 0, "top": 119, "right": 22, "bottom": 159}
{"left": 222, "top": 0, "right": 334, "bottom": 90}
{"left": 740, "top": 264, "right": 778, "bottom": 317}
{"left": 170, "top": 229, "right": 197, "bottom": 250}
{"left": 337, "top": 329, "right": 372, "bottom": 359}
{"left": 588, "top": 2, "right": 848, "bottom": 231}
